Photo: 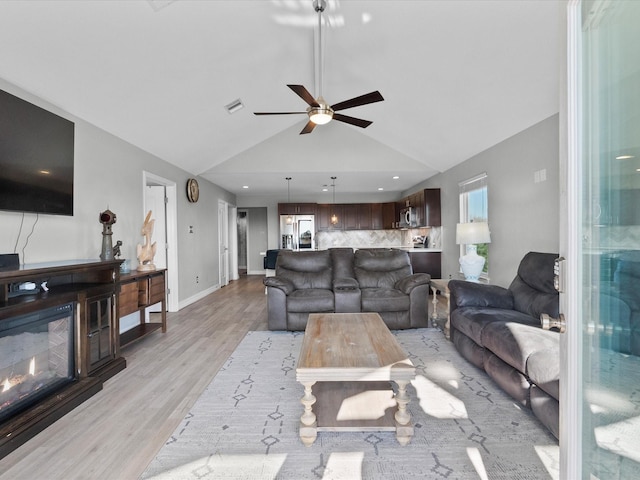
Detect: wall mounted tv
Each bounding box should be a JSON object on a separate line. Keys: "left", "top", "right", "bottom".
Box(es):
{"left": 0, "top": 89, "right": 75, "bottom": 216}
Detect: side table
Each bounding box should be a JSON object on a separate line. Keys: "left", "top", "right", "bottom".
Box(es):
{"left": 430, "top": 279, "right": 451, "bottom": 339}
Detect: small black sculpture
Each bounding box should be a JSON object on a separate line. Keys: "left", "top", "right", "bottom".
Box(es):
{"left": 113, "top": 240, "right": 123, "bottom": 258}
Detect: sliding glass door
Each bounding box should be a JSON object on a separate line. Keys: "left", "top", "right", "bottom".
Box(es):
{"left": 564, "top": 1, "right": 640, "bottom": 477}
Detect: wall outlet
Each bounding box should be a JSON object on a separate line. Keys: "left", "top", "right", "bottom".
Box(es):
{"left": 196, "top": 276, "right": 199, "bottom": 283}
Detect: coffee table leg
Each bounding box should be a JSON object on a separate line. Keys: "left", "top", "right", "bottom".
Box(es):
{"left": 299, "top": 381, "right": 317, "bottom": 446}
{"left": 430, "top": 285, "right": 439, "bottom": 326}
{"left": 394, "top": 380, "right": 414, "bottom": 446}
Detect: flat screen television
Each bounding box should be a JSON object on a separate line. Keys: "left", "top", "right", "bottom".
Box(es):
{"left": 0, "top": 89, "right": 75, "bottom": 216}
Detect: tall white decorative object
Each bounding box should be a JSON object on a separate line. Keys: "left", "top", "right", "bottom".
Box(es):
{"left": 136, "top": 210, "right": 157, "bottom": 271}
{"left": 456, "top": 222, "right": 491, "bottom": 282}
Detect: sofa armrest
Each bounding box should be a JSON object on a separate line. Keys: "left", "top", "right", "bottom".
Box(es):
{"left": 449, "top": 280, "right": 514, "bottom": 312}
{"left": 395, "top": 273, "right": 431, "bottom": 295}
{"left": 333, "top": 277, "right": 359, "bottom": 291}
{"left": 263, "top": 276, "right": 295, "bottom": 295}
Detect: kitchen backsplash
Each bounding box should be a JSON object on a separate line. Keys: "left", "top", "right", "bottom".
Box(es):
{"left": 316, "top": 227, "right": 442, "bottom": 250}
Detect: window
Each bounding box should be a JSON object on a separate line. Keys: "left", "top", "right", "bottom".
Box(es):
{"left": 459, "top": 173, "right": 489, "bottom": 275}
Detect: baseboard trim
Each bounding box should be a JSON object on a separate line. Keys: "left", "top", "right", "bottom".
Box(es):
{"left": 178, "top": 284, "right": 219, "bottom": 310}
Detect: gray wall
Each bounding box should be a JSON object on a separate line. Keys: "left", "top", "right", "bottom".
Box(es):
{"left": 409, "top": 114, "right": 560, "bottom": 287}
{"left": 0, "top": 78, "right": 236, "bottom": 304}
{"left": 245, "top": 207, "right": 268, "bottom": 274}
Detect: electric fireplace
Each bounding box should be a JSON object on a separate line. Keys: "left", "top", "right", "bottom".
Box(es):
{"left": 0, "top": 259, "right": 126, "bottom": 459}
{"left": 0, "top": 303, "right": 74, "bottom": 424}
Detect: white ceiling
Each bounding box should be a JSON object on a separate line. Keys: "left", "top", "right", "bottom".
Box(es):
{"left": 0, "top": 0, "right": 560, "bottom": 199}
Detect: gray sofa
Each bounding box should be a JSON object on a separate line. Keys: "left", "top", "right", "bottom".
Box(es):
{"left": 263, "top": 248, "right": 431, "bottom": 331}
{"left": 449, "top": 252, "right": 560, "bottom": 439}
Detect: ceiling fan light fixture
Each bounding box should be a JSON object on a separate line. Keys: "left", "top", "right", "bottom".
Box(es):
{"left": 309, "top": 108, "right": 333, "bottom": 125}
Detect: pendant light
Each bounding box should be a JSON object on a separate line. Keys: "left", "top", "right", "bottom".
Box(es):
{"left": 330, "top": 176, "right": 338, "bottom": 225}
{"left": 285, "top": 177, "right": 293, "bottom": 225}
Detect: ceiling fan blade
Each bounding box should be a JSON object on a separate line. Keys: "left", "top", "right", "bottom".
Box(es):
{"left": 288, "top": 84, "right": 320, "bottom": 107}
{"left": 300, "top": 121, "right": 317, "bottom": 134}
{"left": 332, "top": 113, "right": 373, "bottom": 129}
{"left": 331, "top": 91, "right": 384, "bottom": 111}
{"left": 253, "top": 112, "right": 306, "bottom": 115}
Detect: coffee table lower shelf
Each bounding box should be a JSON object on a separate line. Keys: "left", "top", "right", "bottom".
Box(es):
{"left": 299, "top": 381, "right": 414, "bottom": 445}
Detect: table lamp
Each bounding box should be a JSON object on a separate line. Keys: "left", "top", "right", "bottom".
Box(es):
{"left": 456, "top": 222, "right": 491, "bottom": 282}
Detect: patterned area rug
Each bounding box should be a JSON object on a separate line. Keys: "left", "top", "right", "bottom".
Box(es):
{"left": 142, "top": 329, "right": 559, "bottom": 479}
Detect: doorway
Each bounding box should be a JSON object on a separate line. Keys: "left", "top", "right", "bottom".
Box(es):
{"left": 237, "top": 210, "right": 248, "bottom": 275}
{"left": 143, "top": 171, "right": 179, "bottom": 312}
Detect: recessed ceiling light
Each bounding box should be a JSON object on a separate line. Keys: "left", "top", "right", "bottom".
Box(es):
{"left": 242, "top": 185, "right": 249, "bottom": 189}
{"left": 225, "top": 99, "right": 244, "bottom": 114}
{"left": 616, "top": 155, "right": 635, "bottom": 160}
{"left": 378, "top": 187, "right": 384, "bottom": 191}
{"left": 39, "top": 170, "right": 51, "bottom": 175}
{"left": 322, "top": 187, "right": 328, "bottom": 192}
{"left": 392, "top": 176, "right": 399, "bottom": 180}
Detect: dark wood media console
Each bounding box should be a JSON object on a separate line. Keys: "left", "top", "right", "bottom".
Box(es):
{"left": 0, "top": 259, "right": 128, "bottom": 459}
{"left": 119, "top": 269, "right": 167, "bottom": 347}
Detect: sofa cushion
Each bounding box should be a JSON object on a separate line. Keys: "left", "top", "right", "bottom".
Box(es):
{"left": 509, "top": 252, "right": 559, "bottom": 319}
{"left": 527, "top": 347, "right": 560, "bottom": 400}
{"left": 481, "top": 321, "right": 557, "bottom": 375}
{"left": 530, "top": 385, "right": 559, "bottom": 439}
{"left": 361, "top": 288, "right": 410, "bottom": 312}
{"left": 276, "top": 250, "right": 333, "bottom": 290}
{"left": 354, "top": 249, "right": 412, "bottom": 289}
{"left": 330, "top": 248, "right": 355, "bottom": 280}
{"left": 451, "top": 307, "right": 538, "bottom": 345}
{"left": 287, "top": 289, "right": 334, "bottom": 313}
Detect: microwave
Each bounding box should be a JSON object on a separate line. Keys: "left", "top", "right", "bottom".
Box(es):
{"left": 399, "top": 207, "right": 417, "bottom": 228}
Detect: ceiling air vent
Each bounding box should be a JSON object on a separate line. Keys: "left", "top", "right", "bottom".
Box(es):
{"left": 225, "top": 99, "right": 245, "bottom": 115}
{"left": 147, "top": 0, "right": 176, "bottom": 12}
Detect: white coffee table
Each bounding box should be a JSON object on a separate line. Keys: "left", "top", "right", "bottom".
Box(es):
{"left": 296, "top": 312, "right": 416, "bottom": 446}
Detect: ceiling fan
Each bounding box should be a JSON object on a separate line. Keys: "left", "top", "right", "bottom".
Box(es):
{"left": 253, "top": 0, "right": 384, "bottom": 135}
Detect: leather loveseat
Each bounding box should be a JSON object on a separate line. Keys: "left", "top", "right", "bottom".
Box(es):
{"left": 263, "top": 248, "right": 431, "bottom": 331}
{"left": 448, "top": 252, "right": 561, "bottom": 439}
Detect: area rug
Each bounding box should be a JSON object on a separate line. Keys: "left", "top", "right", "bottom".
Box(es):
{"left": 141, "top": 329, "right": 559, "bottom": 480}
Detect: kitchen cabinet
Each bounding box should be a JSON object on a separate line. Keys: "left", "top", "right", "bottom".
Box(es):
{"left": 343, "top": 203, "right": 372, "bottom": 230}
{"left": 371, "top": 203, "right": 383, "bottom": 229}
{"left": 409, "top": 251, "right": 442, "bottom": 278}
{"left": 423, "top": 189, "right": 441, "bottom": 226}
{"left": 382, "top": 202, "right": 397, "bottom": 229}
{"left": 396, "top": 188, "right": 441, "bottom": 227}
{"left": 317, "top": 203, "right": 343, "bottom": 231}
{"left": 278, "top": 203, "right": 317, "bottom": 216}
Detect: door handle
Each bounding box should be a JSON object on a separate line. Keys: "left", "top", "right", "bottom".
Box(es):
{"left": 541, "top": 313, "right": 566, "bottom": 333}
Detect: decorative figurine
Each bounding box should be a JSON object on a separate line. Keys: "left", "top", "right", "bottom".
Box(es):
{"left": 99, "top": 209, "right": 117, "bottom": 261}
{"left": 136, "top": 210, "right": 157, "bottom": 271}
{"left": 113, "top": 240, "right": 123, "bottom": 258}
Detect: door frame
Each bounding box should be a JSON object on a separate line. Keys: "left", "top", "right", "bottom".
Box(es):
{"left": 143, "top": 171, "right": 179, "bottom": 312}
{"left": 560, "top": 1, "right": 582, "bottom": 477}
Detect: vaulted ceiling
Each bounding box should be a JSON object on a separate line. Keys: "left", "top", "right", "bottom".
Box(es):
{"left": 0, "top": 0, "right": 560, "bottom": 199}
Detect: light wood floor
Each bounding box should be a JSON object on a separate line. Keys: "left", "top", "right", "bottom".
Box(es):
{"left": 0, "top": 274, "right": 269, "bottom": 480}
{"left": 0, "top": 274, "right": 445, "bottom": 479}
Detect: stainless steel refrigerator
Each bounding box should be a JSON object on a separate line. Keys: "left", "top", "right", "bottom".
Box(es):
{"left": 280, "top": 215, "right": 315, "bottom": 250}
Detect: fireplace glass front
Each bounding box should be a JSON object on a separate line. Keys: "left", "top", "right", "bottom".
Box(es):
{"left": 0, "top": 303, "right": 75, "bottom": 424}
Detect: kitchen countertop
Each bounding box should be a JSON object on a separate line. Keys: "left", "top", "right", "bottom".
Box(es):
{"left": 395, "top": 246, "right": 442, "bottom": 252}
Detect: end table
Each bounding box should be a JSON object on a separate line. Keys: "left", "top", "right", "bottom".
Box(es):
{"left": 430, "top": 279, "right": 451, "bottom": 339}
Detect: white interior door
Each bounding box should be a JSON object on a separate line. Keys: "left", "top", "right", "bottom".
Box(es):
{"left": 563, "top": 1, "right": 640, "bottom": 477}
{"left": 143, "top": 171, "right": 179, "bottom": 313}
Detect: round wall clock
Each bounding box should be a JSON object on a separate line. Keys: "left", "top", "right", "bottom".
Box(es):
{"left": 186, "top": 178, "right": 199, "bottom": 203}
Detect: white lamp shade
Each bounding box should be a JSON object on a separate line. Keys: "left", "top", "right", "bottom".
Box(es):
{"left": 456, "top": 222, "right": 491, "bottom": 245}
